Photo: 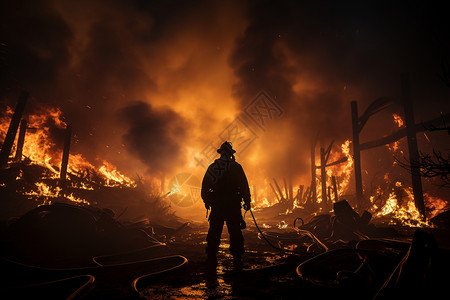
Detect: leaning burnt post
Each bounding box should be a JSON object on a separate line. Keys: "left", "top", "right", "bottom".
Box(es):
{"left": 273, "top": 178, "right": 284, "bottom": 201}
{"left": 310, "top": 139, "right": 317, "bottom": 204}
{"left": 351, "top": 101, "right": 364, "bottom": 210}
{"left": 14, "top": 119, "right": 27, "bottom": 161}
{"left": 401, "top": 73, "right": 425, "bottom": 217}
{"left": 0, "top": 92, "right": 29, "bottom": 168}
{"left": 60, "top": 125, "right": 72, "bottom": 186}
{"left": 320, "top": 147, "right": 327, "bottom": 209}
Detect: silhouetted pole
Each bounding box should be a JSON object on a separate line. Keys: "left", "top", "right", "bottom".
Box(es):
{"left": 288, "top": 160, "right": 293, "bottom": 201}
{"left": 0, "top": 92, "right": 29, "bottom": 168}
{"left": 14, "top": 119, "right": 27, "bottom": 161}
{"left": 401, "top": 74, "right": 425, "bottom": 217}
{"left": 273, "top": 178, "right": 284, "bottom": 200}
{"left": 270, "top": 183, "right": 281, "bottom": 202}
{"left": 351, "top": 101, "right": 363, "bottom": 210}
{"left": 283, "top": 177, "right": 288, "bottom": 200}
{"left": 60, "top": 125, "right": 71, "bottom": 185}
{"left": 320, "top": 147, "right": 327, "bottom": 209}
{"left": 310, "top": 140, "right": 317, "bottom": 204}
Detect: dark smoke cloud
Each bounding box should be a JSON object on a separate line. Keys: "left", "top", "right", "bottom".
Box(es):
{"left": 0, "top": 0, "right": 73, "bottom": 94}
{"left": 119, "top": 101, "right": 187, "bottom": 175}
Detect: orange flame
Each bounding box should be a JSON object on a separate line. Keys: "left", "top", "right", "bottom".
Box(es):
{"left": 0, "top": 105, "right": 135, "bottom": 206}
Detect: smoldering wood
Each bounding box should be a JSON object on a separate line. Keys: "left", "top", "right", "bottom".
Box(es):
{"left": 60, "top": 125, "right": 72, "bottom": 185}
{"left": 14, "top": 119, "right": 27, "bottom": 161}
{"left": 0, "top": 92, "right": 29, "bottom": 168}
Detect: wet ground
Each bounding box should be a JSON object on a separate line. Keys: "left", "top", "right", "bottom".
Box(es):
{"left": 138, "top": 221, "right": 331, "bottom": 300}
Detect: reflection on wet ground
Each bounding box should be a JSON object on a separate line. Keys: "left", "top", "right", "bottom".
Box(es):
{"left": 139, "top": 224, "right": 301, "bottom": 299}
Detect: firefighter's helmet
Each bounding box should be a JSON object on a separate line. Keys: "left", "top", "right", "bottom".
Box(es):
{"left": 217, "top": 141, "right": 236, "bottom": 154}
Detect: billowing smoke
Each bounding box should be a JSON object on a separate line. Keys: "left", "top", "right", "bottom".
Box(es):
{"left": 119, "top": 101, "right": 187, "bottom": 175}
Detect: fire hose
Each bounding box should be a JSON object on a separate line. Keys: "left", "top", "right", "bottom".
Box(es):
{"left": 248, "top": 208, "right": 328, "bottom": 254}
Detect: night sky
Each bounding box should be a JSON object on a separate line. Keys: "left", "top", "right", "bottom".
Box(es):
{"left": 1, "top": 0, "right": 449, "bottom": 198}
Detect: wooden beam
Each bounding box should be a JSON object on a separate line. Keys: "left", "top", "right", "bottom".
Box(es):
{"left": 320, "top": 147, "right": 327, "bottom": 208}
{"left": 0, "top": 92, "right": 29, "bottom": 168}
{"left": 359, "top": 113, "right": 450, "bottom": 151}
{"left": 270, "top": 183, "right": 280, "bottom": 202}
{"left": 351, "top": 101, "right": 364, "bottom": 209}
{"left": 14, "top": 119, "right": 27, "bottom": 161}
{"left": 316, "top": 156, "right": 348, "bottom": 168}
{"left": 310, "top": 139, "right": 317, "bottom": 204}
{"left": 273, "top": 178, "right": 284, "bottom": 200}
{"left": 283, "top": 177, "right": 288, "bottom": 200}
{"left": 402, "top": 73, "right": 425, "bottom": 217}
{"left": 60, "top": 125, "right": 72, "bottom": 185}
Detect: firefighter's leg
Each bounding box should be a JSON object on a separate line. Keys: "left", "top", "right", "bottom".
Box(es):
{"left": 206, "top": 214, "right": 224, "bottom": 266}
{"left": 226, "top": 212, "right": 244, "bottom": 269}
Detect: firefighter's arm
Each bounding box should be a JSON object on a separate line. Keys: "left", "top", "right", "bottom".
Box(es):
{"left": 237, "top": 164, "right": 251, "bottom": 210}
{"left": 201, "top": 166, "right": 214, "bottom": 209}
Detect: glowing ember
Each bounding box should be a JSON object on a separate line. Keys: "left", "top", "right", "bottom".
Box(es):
{"left": 393, "top": 113, "right": 404, "bottom": 127}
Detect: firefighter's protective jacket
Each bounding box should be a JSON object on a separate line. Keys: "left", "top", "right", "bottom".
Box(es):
{"left": 201, "top": 158, "right": 250, "bottom": 211}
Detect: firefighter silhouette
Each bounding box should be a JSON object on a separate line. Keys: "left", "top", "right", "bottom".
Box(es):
{"left": 201, "top": 141, "right": 251, "bottom": 270}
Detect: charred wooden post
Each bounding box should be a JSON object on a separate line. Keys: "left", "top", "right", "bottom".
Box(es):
{"left": 299, "top": 185, "right": 304, "bottom": 202}
{"left": 14, "top": 119, "right": 27, "bottom": 161}
{"left": 273, "top": 178, "right": 284, "bottom": 201}
{"left": 270, "top": 183, "right": 281, "bottom": 202}
{"left": 0, "top": 92, "right": 29, "bottom": 168}
{"left": 60, "top": 125, "right": 72, "bottom": 185}
{"left": 401, "top": 73, "right": 425, "bottom": 217}
{"left": 320, "top": 147, "right": 327, "bottom": 208}
{"left": 288, "top": 175, "right": 293, "bottom": 201}
{"left": 283, "top": 177, "right": 288, "bottom": 200}
{"left": 310, "top": 139, "right": 317, "bottom": 204}
{"left": 327, "top": 186, "right": 332, "bottom": 205}
{"left": 351, "top": 101, "right": 364, "bottom": 210}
